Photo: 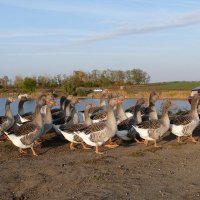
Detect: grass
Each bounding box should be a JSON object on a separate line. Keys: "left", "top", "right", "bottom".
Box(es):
{"left": 124, "top": 81, "right": 200, "bottom": 91}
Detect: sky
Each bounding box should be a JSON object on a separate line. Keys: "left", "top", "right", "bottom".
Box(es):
{"left": 0, "top": 0, "right": 200, "bottom": 82}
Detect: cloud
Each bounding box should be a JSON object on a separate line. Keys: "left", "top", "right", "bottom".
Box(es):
{"left": 78, "top": 10, "right": 200, "bottom": 44}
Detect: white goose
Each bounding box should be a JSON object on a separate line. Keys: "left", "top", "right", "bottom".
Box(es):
{"left": 79, "top": 89, "right": 109, "bottom": 121}
{"left": 133, "top": 100, "right": 174, "bottom": 147}
{"left": 117, "top": 98, "right": 145, "bottom": 141}
{"left": 59, "top": 104, "right": 96, "bottom": 150}
{"left": 0, "top": 97, "right": 15, "bottom": 136}
{"left": 5, "top": 94, "right": 47, "bottom": 156}
{"left": 171, "top": 93, "right": 200, "bottom": 143}
{"left": 76, "top": 97, "right": 119, "bottom": 154}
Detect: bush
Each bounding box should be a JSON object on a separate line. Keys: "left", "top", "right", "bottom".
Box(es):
{"left": 23, "top": 77, "right": 37, "bottom": 92}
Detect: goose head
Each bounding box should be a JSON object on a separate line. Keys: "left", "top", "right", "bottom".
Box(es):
{"left": 162, "top": 100, "right": 175, "bottom": 114}
{"left": 71, "top": 96, "right": 80, "bottom": 106}
{"left": 108, "top": 97, "right": 118, "bottom": 108}
{"left": 117, "top": 95, "right": 125, "bottom": 104}
{"left": 37, "top": 94, "right": 47, "bottom": 107}
{"left": 7, "top": 97, "right": 16, "bottom": 103}
{"left": 149, "top": 91, "right": 159, "bottom": 103}
{"left": 85, "top": 103, "right": 96, "bottom": 111}
{"left": 136, "top": 97, "right": 145, "bottom": 106}
{"left": 191, "top": 93, "right": 200, "bottom": 104}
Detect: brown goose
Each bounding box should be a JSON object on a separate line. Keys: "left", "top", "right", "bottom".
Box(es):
{"left": 52, "top": 96, "right": 79, "bottom": 127}
{"left": 15, "top": 94, "right": 31, "bottom": 123}
{"left": 0, "top": 97, "right": 15, "bottom": 136}
{"left": 90, "top": 92, "right": 119, "bottom": 123}
{"left": 133, "top": 100, "right": 174, "bottom": 147}
{"left": 80, "top": 89, "right": 109, "bottom": 121}
{"left": 59, "top": 104, "right": 96, "bottom": 150}
{"left": 42, "top": 98, "right": 58, "bottom": 135}
{"left": 125, "top": 91, "right": 159, "bottom": 119}
{"left": 5, "top": 95, "right": 47, "bottom": 156}
{"left": 20, "top": 94, "right": 47, "bottom": 121}
{"left": 51, "top": 95, "right": 66, "bottom": 114}
{"left": 116, "top": 98, "right": 145, "bottom": 141}
{"left": 116, "top": 96, "right": 127, "bottom": 124}
{"left": 77, "top": 97, "right": 119, "bottom": 154}
{"left": 171, "top": 93, "right": 200, "bottom": 143}
{"left": 142, "top": 91, "right": 159, "bottom": 121}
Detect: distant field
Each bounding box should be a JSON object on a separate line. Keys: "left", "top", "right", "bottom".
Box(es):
{"left": 109, "top": 81, "right": 200, "bottom": 99}
{"left": 123, "top": 81, "right": 200, "bottom": 91}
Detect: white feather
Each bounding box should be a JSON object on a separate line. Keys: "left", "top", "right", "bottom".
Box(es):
{"left": 171, "top": 124, "right": 185, "bottom": 136}
{"left": 59, "top": 130, "right": 74, "bottom": 142}
{"left": 134, "top": 127, "right": 154, "bottom": 141}
{"left": 125, "top": 112, "right": 133, "bottom": 118}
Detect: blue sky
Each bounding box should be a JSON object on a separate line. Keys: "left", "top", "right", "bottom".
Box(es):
{"left": 0, "top": 0, "right": 200, "bottom": 82}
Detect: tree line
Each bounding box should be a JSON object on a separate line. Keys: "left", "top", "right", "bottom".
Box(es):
{"left": 0, "top": 68, "right": 150, "bottom": 95}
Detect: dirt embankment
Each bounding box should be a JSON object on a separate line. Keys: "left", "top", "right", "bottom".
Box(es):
{"left": 1, "top": 125, "right": 200, "bottom": 200}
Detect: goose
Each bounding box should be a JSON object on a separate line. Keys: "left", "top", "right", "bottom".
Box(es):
{"left": 116, "top": 96, "right": 128, "bottom": 124}
{"left": 59, "top": 103, "right": 96, "bottom": 150}
{"left": 15, "top": 94, "right": 31, "bottom": 123}
{"left": 142, "top": 91, "right": 159, "bottom": 121}
{"left": 79, "top": 89, "right": 109, "bottom": 121}
{"left": 133, "top": 100, "right": 174, "bottom": 147}
{"left": 20, "top": 94, "right": 47, "bottom": 121}
{"left": 125, "top": 91, "right": 158, "bottom": 119}
{"left": 51, "top": 95, "right": 66, "bottom": 114}
{"left": 77, "top": 97, "right": 119, "bottom": 154}
{"left": 90, "top": 92, "right": 119, "bottom": 124}
{"left": 52, "top": 96, "right": 79, "bottom": 126}
{"left": 5, "top": 94, "right": 47, "bottom": 156}
{"left": 66, "top": 96, "right": 80, "bottom": 126}
{"left": 42, "top": 98, "right": 58, "bottom": 135}
{"left": 116, "top": 98, "right": 145, "bottom": 141}
{"left": 0, "top": 97, "right": 15, "bottom": 136}
{"left": 171, "top": 93, "right": 200, "bottom": 143}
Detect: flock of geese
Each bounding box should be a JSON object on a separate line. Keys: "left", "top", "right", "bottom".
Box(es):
{"left": 0, "top": 89, "right": 200, "bottom": 155}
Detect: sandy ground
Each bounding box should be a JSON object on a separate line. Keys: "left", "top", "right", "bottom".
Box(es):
{"left": 1, "top": 126, "right": 200, "bottom": 200}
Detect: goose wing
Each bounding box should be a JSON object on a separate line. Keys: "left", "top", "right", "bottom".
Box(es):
{"left": 125, "top": 106, "right": 135, "bottom": 113}
{"left": 137, "top": 119, "right": 161, "bottom": 129}
{"left": 89, "top": 107, "right": 103, "bottom": 115}
{"left": 20, "top": 127, "right": 41, "bottom": 145}
{"left": 0, "top": 116, "right": 7, "bottom": 124}
{"left": 173, "top": 115, "right": 194, "bottom": 125}
{"left": 21, "top": 113, "right": 35, "bottom": 121}
{"left": 117, "top": 118, "right": 136, "bottom": 131}
{"left": 62, "top": 124, "right": 85, "bottom": 132}
{"left": 91, "top": 111, "right": 107, "bottom": 120}
{"left": 13, "top": 122, "right": 38, "bottom": 136}
{"left": 83, "top": 121, "right": 106, "bottom": 135}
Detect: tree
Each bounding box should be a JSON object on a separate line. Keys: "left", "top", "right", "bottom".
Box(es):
{"left": 23, "top": 77, "right": 37, "bottom": 92}
{"left": 127, "top": 69, "right": 150, "bottom": 84}
{"left": 0, "top": 76, "right": 9, "bottom": 89}
{"left": 14, "top": 75, "right": 24, "bottom": 90}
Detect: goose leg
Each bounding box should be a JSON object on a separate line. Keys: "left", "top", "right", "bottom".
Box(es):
{"left": 81, "top": 143, "right": 91, "bottom": 150}
{"left": 31, "top": 147, "right": 38, "bottom": 156}
{"left": 177, "top": 136, "right": 184, "bottom": 144}
{"left": 18, "top": 148, "right": 27, "bottom": 154}
{"left": 107, "top": 138, "right": 119, "bottom": 146}
{"left": 104, "top": 143, "right": 118, "bottom": 148}
{"left": 188, "top": 135, "right": 198, "bottom": 143}
{"left": 95, "top": 144, "right": 103, "bottom": 154}
{"left": 70, "top": 142, "right": 77, "bottom": 150}
{"left": 154, "top": 140, "right": 161, "bottom": 148}
{"left": 34, "top": 140, "right": 42, "bottom": 145}
{"left": 144, "top": 139, "right": 148, "bottom": 146}
{"left": 135, "top": 138, "right": 145, "bottom": 144}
